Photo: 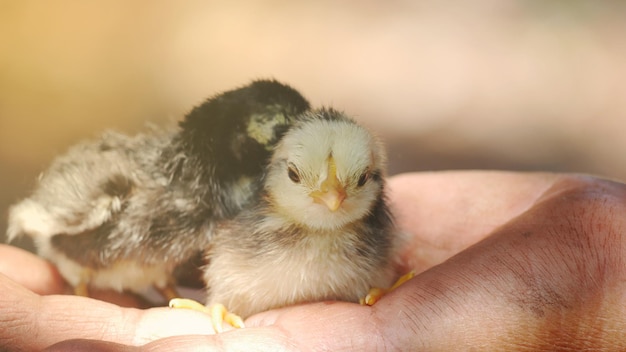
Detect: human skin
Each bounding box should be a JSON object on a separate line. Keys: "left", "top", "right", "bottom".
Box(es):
{"left": 1, "top": 171, "right": 626, "bottom": 351}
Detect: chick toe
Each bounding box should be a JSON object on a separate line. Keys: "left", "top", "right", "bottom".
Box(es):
{"left": 169, "top": 299, "right": 244, "bottom": 333}
{"left": 210, "top": 303, "right": 245, "bottom": 333}
{"left": 361, "top": 271, "right": 415, "bottom": 306}
{"left": 169, "top": 298, "right": 209, "bottom": 312}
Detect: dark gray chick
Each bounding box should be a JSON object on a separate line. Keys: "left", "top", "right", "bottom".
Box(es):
{"left": 6, "top": 79, "right": 310, "bottom": 300}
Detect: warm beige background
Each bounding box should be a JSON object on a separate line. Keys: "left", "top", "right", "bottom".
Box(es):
{"left": 2, "top": 1, "right": 625, "bottom": 241}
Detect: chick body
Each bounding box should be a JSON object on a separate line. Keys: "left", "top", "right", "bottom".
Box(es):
{"left": 7, "top": 80, "right": 310, "bottom": 296}
{"left": 204, "top": 109, "right": 395, "bottom": 319}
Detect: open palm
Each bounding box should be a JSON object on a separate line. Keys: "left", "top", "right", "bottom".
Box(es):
{"left": 2, "top": 171, "right": 626, "bottom": 351}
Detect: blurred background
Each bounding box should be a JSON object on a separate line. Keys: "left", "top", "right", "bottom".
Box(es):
{"left": 2, "top": 1, "right": 625, "bottom": 242}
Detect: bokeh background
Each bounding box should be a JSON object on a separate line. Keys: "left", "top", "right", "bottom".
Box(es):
{"left": 2, "top": 1, "right": 625, "bottom": 242}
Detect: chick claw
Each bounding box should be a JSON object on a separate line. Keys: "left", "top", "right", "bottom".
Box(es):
{"left": 169, "top": 298, "right": 245, "bottom": 333}
{"left": 360, "top": 271, "right": 415, "bottom": 306}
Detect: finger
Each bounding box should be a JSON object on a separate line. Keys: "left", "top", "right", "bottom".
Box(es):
{"left": 0, "top": 244, "right": 152, "bottom": 307}
{"left": 0, "top": 271, "right": 220, "bottom": 350}
{"left": 387, "top": 171, "right": 560, "bottom": 272}
{"left": 0, "top": 244, "right": 68, "bottom": 295}
{"left": 30, "top": 299, "right": 380, "bottom": 351}
{"left": 376, "top": 174, "right": 626, "bottom": 349}
{"left": 51, "top": 302, "right": 378, "bottom": 352}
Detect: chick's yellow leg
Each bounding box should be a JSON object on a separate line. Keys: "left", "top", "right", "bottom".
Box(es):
{"left": 155, "top": 282, "right": 180, "bottom": 302}
{"left": 74, "top": 269, "right": 92, "bottom": 296}
{"left": 74, "top": 281, "right": 89, "bottom": 297}
{"left": 169, "top": 299, "right": 245, "bottom": 333}
{"left": 360, "top": 271, "right": 415, "bottom": 306}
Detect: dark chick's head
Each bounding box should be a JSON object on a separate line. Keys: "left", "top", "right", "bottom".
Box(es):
{"left": 179, "top": 79, "right": 310, "bottom": 179}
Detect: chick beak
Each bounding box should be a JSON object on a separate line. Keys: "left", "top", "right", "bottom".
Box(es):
{"left": 310, "top": 156, "right": 347, "bottom": 212}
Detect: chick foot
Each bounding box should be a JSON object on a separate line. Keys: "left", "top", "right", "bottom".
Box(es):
{"left": 360, "top": 271, "right": 415, "bottom": 306}
{"left": 169, "top": 298, "right": 245, "bottom": 333}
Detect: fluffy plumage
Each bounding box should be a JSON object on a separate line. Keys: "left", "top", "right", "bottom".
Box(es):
{"left": 6, "top": 79, "right": 310, "bottom": 298}
{"left": 203, "top": 108, "right": 395, "bottom": 320}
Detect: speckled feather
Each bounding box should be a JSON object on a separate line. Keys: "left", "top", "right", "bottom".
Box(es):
{"left": 6, "top": 80, "right": 310, "bottom": 293}
{"left": 203, "top": 109, "right": 396, "bottom": 318}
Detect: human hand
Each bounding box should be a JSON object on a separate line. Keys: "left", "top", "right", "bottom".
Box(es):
{"left": 2, "top": 171, "right": 626, "bottom": 351}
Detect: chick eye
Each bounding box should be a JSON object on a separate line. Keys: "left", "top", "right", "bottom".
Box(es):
{"left": 287, "top": 165, "right": 301, "bottom": 183}
{"left": 357, "top": 170, "right": 370, "bottom": 187}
